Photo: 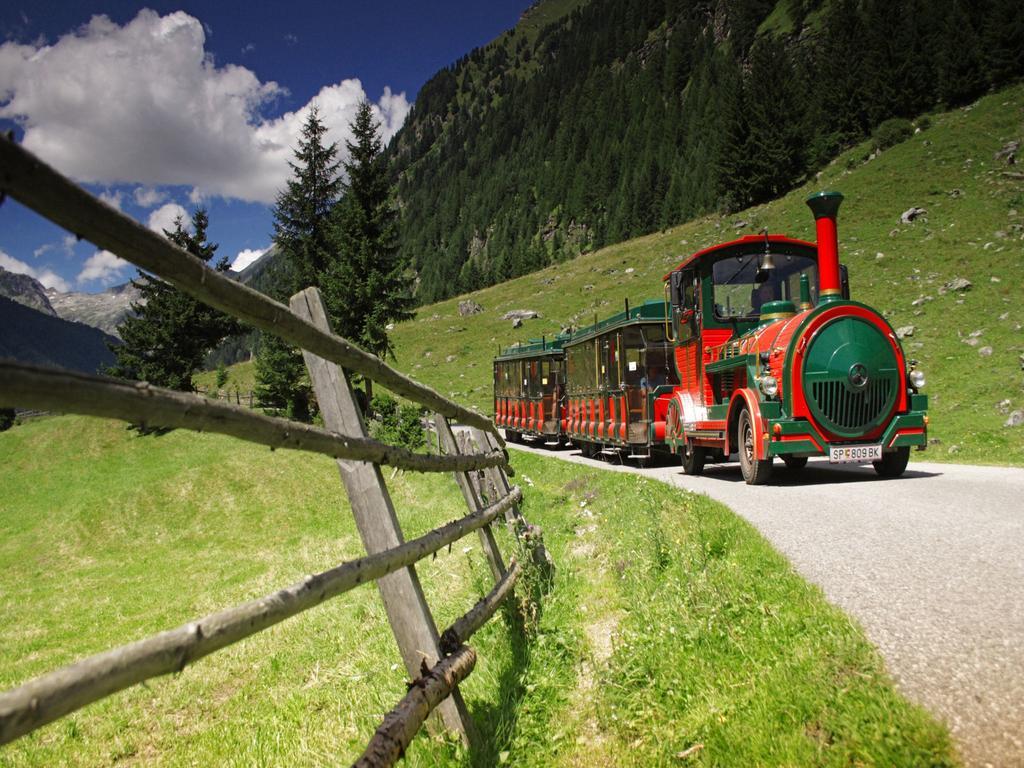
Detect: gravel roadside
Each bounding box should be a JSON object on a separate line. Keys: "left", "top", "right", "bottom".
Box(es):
{"left": 509, "top": 443, "right": 1024, "bottom": 768}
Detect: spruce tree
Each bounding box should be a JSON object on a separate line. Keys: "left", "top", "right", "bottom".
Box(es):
{"left": 254, "top": 107, "right": 343, "bottom": 422}
{"left": 108, "top": 209, "right": 239, "bottom": 391}
{"left": 325, "top": 101, "right": 415, "bottom": 376}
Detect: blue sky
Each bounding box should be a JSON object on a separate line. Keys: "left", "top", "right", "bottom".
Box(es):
{"left": 0, "top": 1, "right": 528, "bottom": 292}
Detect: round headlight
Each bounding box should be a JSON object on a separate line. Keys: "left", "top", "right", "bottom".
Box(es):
{"left": 760, "top": 375, "right": 778, "bottom": 397}
{"left": 909, "top": 369, "right": 926, "bottom": 389}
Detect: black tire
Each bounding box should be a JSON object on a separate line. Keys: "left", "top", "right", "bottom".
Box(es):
{"left": 873, "top": 446, "right": 910, "bottom": 478}
{"left": 579, "top": 440, "right": 594, "bottom": 458}
{"left": 505, "top": 430, "right": 521, "bottom": 444}
{"left": 681, "top": 443, "right": 706, "bottom": 475}
{"left": 738, "top": 409, "right": 773, "bottom": 485}
{"left": 781, "top": 455, "right": 808, "bottom": 470}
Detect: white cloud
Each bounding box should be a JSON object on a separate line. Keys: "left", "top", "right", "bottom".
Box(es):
{"left": 0, "top": 249, "right": 72, "bottom": 291}
{"left": 78, "top": 249, "right": 129, "bottom": 286}
{"left": 0, "top": 10, "right": 411, "bottom": 204}
{"left": 230, "top": 247, "right": 267, "bottom": 272}
{"left": 98, "top": 189, "right": 123, "bottom": 210}
{"left": 133, "top": 186, "right": 167, "bottom": 208}
{"left": 147, "top": 202, "right": 189, "bottom": 235}
{"left": 32, "top": 234, "right": 79, "bottom": 259}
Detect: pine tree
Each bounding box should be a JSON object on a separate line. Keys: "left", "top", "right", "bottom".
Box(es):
{"left": 254, "top": 108, "right": 342, "bottom": 422}
{"left": 108, "top": 210, "right": 239, "bottom": 391}
{"left": 325, "top": 101, "right": 415, "bottom": 369}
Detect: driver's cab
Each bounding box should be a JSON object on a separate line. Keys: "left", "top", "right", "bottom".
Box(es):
{"left": 665, "top": 236, "right": 849, "bottom": 405}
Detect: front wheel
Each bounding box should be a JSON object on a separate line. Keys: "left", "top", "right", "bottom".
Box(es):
{"left": 873, "top": 446, "right": 910, "bottom": 478}
{"left": 738, "top": 409, "right": 773, "bottom": 485}
{"left": 681, "top": 443, "right": 706, "bottom": 475}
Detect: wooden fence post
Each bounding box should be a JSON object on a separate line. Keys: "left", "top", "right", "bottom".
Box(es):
{"left": 434, "top": 416, "right": 506, "bottom": 583}
{"left": 473, "top": 429, "right": 520, "bottom": 532}
{"left": 290, "top": 288, "right": 473, "bottom": 744}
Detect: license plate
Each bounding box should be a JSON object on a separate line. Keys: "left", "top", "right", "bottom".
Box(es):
{"left": 829, "top": 444, "right": 882, "bottom": 464}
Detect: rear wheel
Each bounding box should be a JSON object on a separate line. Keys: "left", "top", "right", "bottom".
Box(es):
{"left": 738, "top": 410, "right": 773, "bottom": 485}
{"left": 873, "top": 446, "right": 910, "bottom": 478}
{"left": 681, "top": 442, "right": 706, "bottom": 475}
{"left": 781, "top": 455, "right": 808, "bottom": 470}
{"left": 505, "top": 430, "right": 521, "bottom": 444}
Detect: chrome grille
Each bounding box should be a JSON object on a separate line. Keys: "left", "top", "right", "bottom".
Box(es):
{"left": 810, "top": 378, "right": 893, "bottom": 432}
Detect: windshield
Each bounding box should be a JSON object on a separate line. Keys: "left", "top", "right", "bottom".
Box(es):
{"left": 712, "top": 252, "right": 818, "bottom": 319}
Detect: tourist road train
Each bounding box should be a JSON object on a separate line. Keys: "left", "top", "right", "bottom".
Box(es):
{"left": 493, "top": 192, "right": 929, "bottom": 484}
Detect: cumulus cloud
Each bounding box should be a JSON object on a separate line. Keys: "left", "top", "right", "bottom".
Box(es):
{"left": 230, "top": 247, "right": 267, "bottom": 272}
{"left": 147, "top": 202, "right": 189, "bottom": 235}
{"left": 0, "top": 249, "right": 72, "bottom": 291}
{"left": 0, "top": 10, "right": 411, "bottom": 204}
{"left": 78, "top": 249, "right": 129, "bottom": 286}
{"left": 98, "top": 189, "right": 123, "bottom": 210}
{"left": 133, "top": 186, "right": 167, "bottom": 208}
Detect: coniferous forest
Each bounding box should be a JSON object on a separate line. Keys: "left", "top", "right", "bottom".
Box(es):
{"left": 388, "top": 0, "right": 1024, "bottom": 304}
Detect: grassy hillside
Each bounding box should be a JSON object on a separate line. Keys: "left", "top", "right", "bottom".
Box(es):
{"left": 386, "top": 84, "right": 1024, "bottom": 466}
{"left": 0, "top": 416, "right": 956, "bottom": 765}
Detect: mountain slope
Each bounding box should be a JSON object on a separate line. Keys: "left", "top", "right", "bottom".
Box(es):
{"left": 389, "top": 0, "right": 1023, "bottom": 304}
{"left": 0, "top": 267, "right": 56, "bottom": 316}
{"left": 385, "top": 83, "right": 1024, "bottom": 466}
{"left": 46, "top": 282, "right": 141, "bottom": 339}
{"left": 0, "top": 295, "right": 118, "bottom": 374}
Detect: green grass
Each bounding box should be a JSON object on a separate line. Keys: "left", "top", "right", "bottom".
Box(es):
{"left": 0, "top": 416, "right": 956, "bottom": 765}
{"left": 193, "top": 359, "right": 255, "bottom": 396}
{"left": 384, "top": 83, "right": 1024, "bottom": 466}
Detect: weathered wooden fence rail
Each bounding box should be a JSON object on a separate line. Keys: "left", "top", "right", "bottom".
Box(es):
{"left": 0, "top": 135, "right": 545, "bottom": 766}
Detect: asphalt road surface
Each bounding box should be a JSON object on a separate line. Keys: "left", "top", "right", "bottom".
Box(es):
{"left": 509, "top": 442, "right": 1024, "bottom": 768}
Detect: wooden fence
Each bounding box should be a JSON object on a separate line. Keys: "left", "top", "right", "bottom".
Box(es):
{"left": 0, "top": 136, "right": 548, "bottom": 765}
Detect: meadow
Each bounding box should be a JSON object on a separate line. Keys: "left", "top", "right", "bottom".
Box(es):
{"left": 0, "top": 415, "right": 956, "bottom": 765}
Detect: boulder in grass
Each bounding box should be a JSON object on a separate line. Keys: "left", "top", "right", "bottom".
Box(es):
{"left": 1005, "top": 410, "right": 1024, "bottom": 428}
{"left": 900, "top": 207, "right": 927, "bottom": 224}
{"left": 501, "top": 309, "right": 541, "bottom": 321}
{"left": 458, "top": 300, "right": 484, "bottom": 317}
{"left": 895, "top": 326, "right": 915, "bottom": 339}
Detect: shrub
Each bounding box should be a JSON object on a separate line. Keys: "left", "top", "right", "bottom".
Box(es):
{"left": 369, "top": 393, "right": 426, "bottom": 452}
{"left": 215, "top": 362, "right": 229, "bottom": 389}
{"left": 915, "top": 115, "right": 932, "bottom": 131}
{"left": 872, "top": 118, "right": 915, "bottom": 151}
{"left": 0, "top": 408, "right": 14, "bottom": 432}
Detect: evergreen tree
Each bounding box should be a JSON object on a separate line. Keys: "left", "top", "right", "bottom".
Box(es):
{"left": 254, "top": 108, "right": 343, "bottom": 422}
{"left": 325, "top": 101, "right": 415, "bottom": 370}
{"left": 108, "top": 210, "right": 239, "bottom": 391}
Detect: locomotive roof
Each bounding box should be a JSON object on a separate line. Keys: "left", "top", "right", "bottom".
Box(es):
{"left": 564, "top": 299, "right": 668, "bottom": 346}
{"left": 662, "top": 234, "right": 817, "bottom": 281}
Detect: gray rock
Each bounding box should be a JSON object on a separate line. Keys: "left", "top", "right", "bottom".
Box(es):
{"left": 940, "top": 277, "right": 972, "bottom": 294}
{"left": 583, "top": 284, "right": 594, "bottom": 292}
{"left": 997, "top": 399, "right": 1012, "bottom": 414}
{"left": 978, "top": 346, "right": 993, "bottom": 356}
{"left": 911, "top": 295, "right": 934, "bottom": 306}
{"left": 994, "top": 139, "right": 1019, "bottom": 165}
{"left": 1004, "top": 410, "right": 1024, "bottom": 428}
{"left": 733, "top": 220, "right": 748, "bottom": 229}
{"left": 624, "top": 267, "right": 635, "bottom": 274}
{"left": 964, "top": 337, "right": 980, "bottom": 347}
{"left": 501, "top": 309, "right": 540, "bottom": 321}
{"left": 948, "top": 188, "right": 964, "bottom": 198}
{"left": 458, "top": 300, "right": 483, "bottom": 317}
{"left": 512, "top": 317, "right": 523, "bottom": 329}
{"left": 948, "top": 444, "right": 961, "bottom": 455}
{"left": 968, "top": 329, "right": 984, "bottom": 338}
{"left": 445, "top": 354, "right": 457, "bottom": 363}
{"left": 896, "top": 325, "right": 915, "bottom": 339}
{"left": 900, "top": 206, "right": 928, "bottom": 224}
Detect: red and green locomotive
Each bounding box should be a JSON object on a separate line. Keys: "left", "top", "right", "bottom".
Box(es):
{"left": 493, "top": 192, "right": 929, "bottom": 483}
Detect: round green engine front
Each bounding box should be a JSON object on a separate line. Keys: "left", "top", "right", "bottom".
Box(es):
{"left": 802, "top": 317, "right": 900, "bottom": 438}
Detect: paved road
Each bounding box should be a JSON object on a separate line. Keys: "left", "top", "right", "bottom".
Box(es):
{"left": 509, "top": 443, "right": 1024, "bottom": 768}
